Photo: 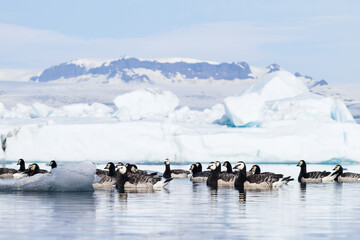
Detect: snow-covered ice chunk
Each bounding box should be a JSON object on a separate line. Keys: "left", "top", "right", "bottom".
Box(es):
{"left": 30, "top": 103, "right": 53, "bottom": 118}
{"left": 224, "top": 93, "right": 265, "bottom": 126}
{"left": 0, "top": 102, "right": 5, "bottom": 118}
{"left": 0, "top": 162, "right": 95, "bottom": 191}
{"left": 51, "top": 103, "right": 113, "bottom": 117}
{"left": 113, "top": 88, "right": 179, "bottom": 120}
{"left": 245, "top": 70, "right": 309, "bottom": 101}
{"left": 224, "top": 70, "right": 354, "bottom": 126}
{"left": 265, "top": 95, "right": 355, "bottom": 123}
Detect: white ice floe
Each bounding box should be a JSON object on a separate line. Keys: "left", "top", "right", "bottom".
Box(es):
{"left": 113, "top": 88, "right": 179, "bottom": 120}
{"left": 224, "top": 70, "right": 355, "bottom": 127}
{"left": 0, "top": 162, "right": 95, "bottom": 191}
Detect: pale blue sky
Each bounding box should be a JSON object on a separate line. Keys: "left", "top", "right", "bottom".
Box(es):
{"left": 0, "top": 0, "right": 359, "bottom": 83}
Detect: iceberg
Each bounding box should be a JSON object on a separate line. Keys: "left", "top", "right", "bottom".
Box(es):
{"left": 113, "top": 88, "right": 179, "bottom": 120}
{"left": 224, "top": 70, "right": 355, "bottom": 127}
{"left": 0, "top": 77, "right": 359, "bottom": 164}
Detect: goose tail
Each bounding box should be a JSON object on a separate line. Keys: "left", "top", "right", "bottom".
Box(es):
{"left": 153, "top": 178, "right": 173, "bottom": 189}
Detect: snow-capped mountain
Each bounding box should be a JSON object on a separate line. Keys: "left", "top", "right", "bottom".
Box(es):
{"left": 31, "top": 57, "right": 253, "bottom": 83}
{"left": 29, "top": 57, "right": 357, "bottom": 102}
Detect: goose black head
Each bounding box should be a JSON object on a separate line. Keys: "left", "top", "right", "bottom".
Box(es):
{"left": 117, "top": 165, "right": 127, "bottom": 175}
{"left": 190, "top": 164, "right": 195, "bottom": 171}
{"left": 223, "top": 161, "right": 229, "bottom": 167}
{"left": 49, "top": 160, "right": 57, "bottom": 169}
{"left": 164, "top": 159, "right": 170, "bottom": 165}
{"left": 104, "top": 162, "right": 115, "bottom": 170}
{"left": 234, "top": 161, "right": 246, "bottom": 171}
{"left": 130, "top": 166, "right": 138, "bottom": 173}
{"left": 115, "top": 162, "right": 124, "bottom": 169}
{"left": 17, "top": 158, "right": 24, "bottom": 165}
{"left": 195, "top": 162, "right": 202, "bottom": 172}
{"left": 17, "top": 158, "right": 25, "bottom": 171}
{"left": 250, "top": 165, "right": 260, "bottom": 174}
{"left": 297, "top": 160, "right": 306, "bottom": 167}
{"left": 28, "top": 163, "right": 40, "bottom": 175}
{"left": 207, "top": 162, "right": 217, "bottom": 171}
{"left": 333, "top": 165, "right": 343, "bottom": 175}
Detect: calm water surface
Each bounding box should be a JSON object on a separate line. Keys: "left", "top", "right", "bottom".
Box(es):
{"left": 1, "top": 163, "right": 360, "bottom": 239}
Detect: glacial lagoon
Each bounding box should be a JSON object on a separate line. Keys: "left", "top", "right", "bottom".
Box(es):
{"left": 1, "top": 163, "right": 360, "bottom": 239}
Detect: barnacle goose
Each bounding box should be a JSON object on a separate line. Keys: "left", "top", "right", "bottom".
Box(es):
{"left": 163, "top": 159, "right": 190, "bottom": 179}
{"left": 0, "top": 161, "right": 20, "bottom": 178}
{"left": 125, "top": 163, "right": 150, "bottom": 175}
{"left": 12, "top": 158, "right": 28, "bottom": 178}
{"left": 233, "top": 161, "right": 288, "bottom": 190}
{"left": 206, "top": 162, "right": 237, "bottom": 188}
{"left": 189, "top": 163, "right": 211, "bottom": 183}
{"left": 332, "top": 165, "right": 360, "bottom": 182}
{"left": 250, "top": 164, "right": 294, "bottom": 184}
{"left": 49, "top": 160, "right": 57, "bottom": 169}
{"left": 222, "top": 161, "right": 233, "bottom": 173}
{"left": 116, "top": 165, "right": 172, "bottom": 190}
{"left": 27, "top": 163, "right": 48, "bottom": 176}
{"left": 297, "top": 160, "right": 337, "bottom": 183}
{"left": 93, "top": 162, "right": 118, "bottom": 188}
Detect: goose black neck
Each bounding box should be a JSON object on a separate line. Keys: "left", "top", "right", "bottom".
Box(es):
{"left": 225, "top": 163, "right": 232, "bottom": 173}
{"left": 235, "top": 169, "right": 246, "bottom": 191}
{"left": 108, "top": 164, "right": 116, "bottom": 177}
{"left": 298, "top": 164, "right": 307, "bottom": 183}
{"left": 197, "top": 164, "right": 202, "bottom": 172}
{"left": 163, "top": 164, "right": 171, "bottom": 179}
{"left": 19, "top": 162, "right": 25, "bottom": 172}
{"left": 191, "top": 165, "right": 200, "bottom": 175}
{"left": 115, "top": 173, "right": 128, "bottom": 189}
{"left": 206, "top": 170, "right": 219, "bottom": 189}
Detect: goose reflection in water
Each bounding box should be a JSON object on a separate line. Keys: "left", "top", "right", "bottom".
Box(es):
{"left": 238, "top": 190, "right": 246, "bottom": 202}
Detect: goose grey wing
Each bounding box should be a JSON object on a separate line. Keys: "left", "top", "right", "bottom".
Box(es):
{"left": 307, "top": 171, "right": 330, "bottom": 179}
{"left": 171, "top": 169, "right": 190, "bottom": 175}
{"left": 342, "top": 172, "right": 360, "bottom": 178}
{"left": 193, "top": 171, "right": 211, "bottom": 177}
{"left": 262, "top": 172, "right": 284, "bottom": 178}
{"left": 0, "top": 168, "right": 18, "bottom": 174}
{"left": 219, "top": 172, "right": 237, "bottom": 182}
{"left": 137, "top": 174, "right": 162, "bottom": 184}
{"left": 96, "top": 169, "right": 107, "bottom": 177}
{"left": 247, "top": 173, "right": 280, "bottom": 183}
{"left": 99, "top": 175, "right": 116, "bottom": 184}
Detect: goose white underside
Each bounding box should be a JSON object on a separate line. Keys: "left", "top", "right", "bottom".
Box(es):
{"left": 300, "top": 177, "right": 335, "bottom": 183}
{"left": 217, "top": 179, "right": 235, "bottom": 186}
{"left": 13, "top": 172, "right": 28, "bottom": 179}
{"left": 93, "top": 182, "right": 115, "bottom": 189}
{"left": 190, "top": 176, "right": 208, "bottom": 183}
{"left": 0, "top": 173, "right": 14, "bottom": 179}
{"left": 124, "top": 180, "right": 169, "bottom": 189}
{"left": 244, "top": 181, "right": 272, "bottom": 190}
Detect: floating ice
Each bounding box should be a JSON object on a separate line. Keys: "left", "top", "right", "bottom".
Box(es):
{"left": 244, "top": 70, "right": 309, "bottom": 101}
{"left": 224, "top": 70, "right": 355, "bottom": 126}
{"left": 224, "top": 93, "right": 265, "bottom": 127}
{"left": 30, "top": 103, "right": 53, "bottom": 118}
{"left": 113, "top": 88, "right": 179, "bottom": 120}
{"left": 0, "top": 162, "right": 95, "bottom": 191}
